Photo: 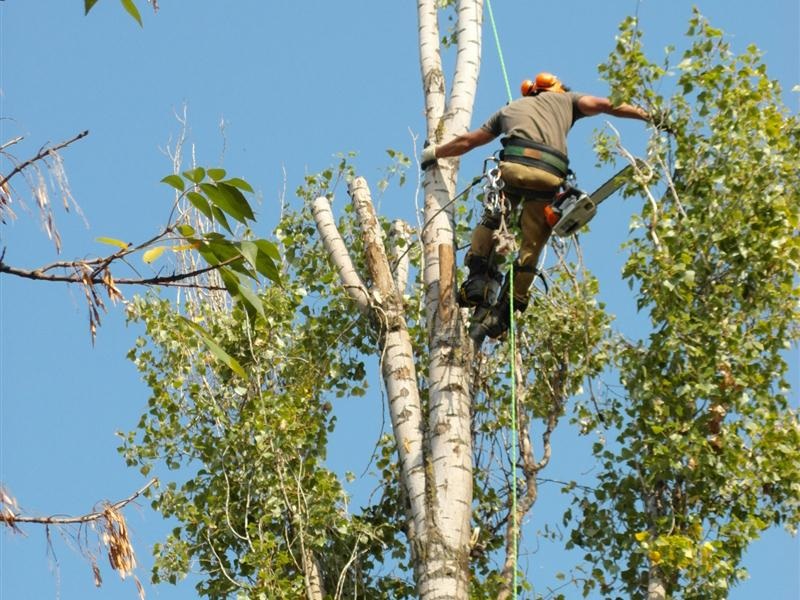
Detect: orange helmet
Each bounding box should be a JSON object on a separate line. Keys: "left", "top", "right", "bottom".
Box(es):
{"left": 520, "top": 72, "right": 565, "bottom": 96}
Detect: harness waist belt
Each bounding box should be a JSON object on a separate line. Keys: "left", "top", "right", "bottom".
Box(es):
{"left": 499, "top": 137, "right": 569, "bottom": 178}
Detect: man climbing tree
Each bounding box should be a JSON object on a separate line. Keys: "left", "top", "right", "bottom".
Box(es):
{"left": 421, "top": 72, "right": 653, "bottom": 344}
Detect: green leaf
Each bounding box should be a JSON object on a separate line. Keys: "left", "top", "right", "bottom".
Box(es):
{"left": 224, "top": 178, "right": 254, "bottom": 193}
{"left": 178, "top": 316, "right": 246, "bottom": 378}
{"left": 254, "top": 253, "right": 280, "bottom": 283}
{"left": 241, "top": 241, "right": 278, "bottom": 282}
{"left": 211, "top": 206, "right": 233, "bottom": 234}
{"left": 207, "top": 168, "right": 226, "bottom": 181}
{"left": 176, "top": 224, "right": 195, "bottom": 237}
{"left": 182, "top": 167, "right": 206, "bottom": 184}
{"left": 199, "top": 183, "right": 254, "bottom": 224}
{"left": 119, "top": 0, "right": 143, "bottom": 26}
{"left": 239, "top": 241, "right": 260, "bottom": 270}
{"left": 220, "top": 183, "right": 255, "bottom": 221}
{"left": 186, "top": 191, "right": 213, "bottom": 221}
{"left": 204, "top": 239, "right": 244, "bottom": 269}
{"left": 236, "top": 280, "right": 265, "bottom": 318}
{"left": 255, "top": 239, "right": 281, "bottom": 262}
{"left": 85, "top": 0, "right": 100, "bottom": 15}
{"left": 143, "top": 246, "right": 166, "bottom": 264}
{"left": 161, "top": 174, "right": 185, "bottom": 192}
{"left": 96, "top": 236, "right": 130, "bottom": 250}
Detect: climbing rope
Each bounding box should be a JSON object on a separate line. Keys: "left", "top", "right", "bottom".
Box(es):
{"left": 485, "top": 0, "right": 514, "bottom": 105}
{"left": 485, "top": 0, "right": 518, "bottom": 596}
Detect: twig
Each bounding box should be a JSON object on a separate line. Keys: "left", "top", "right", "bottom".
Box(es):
{"left": 0, "top": 478, "right": 157, "bottom": 526}
{"left": 0, "top": 130, "right": 89, "bottom": 189}
{"left": 0, "top": 256, "right": 237, "bottom": 289}
{"left": 0, "top": 136, "right": 25, "bottom": 152}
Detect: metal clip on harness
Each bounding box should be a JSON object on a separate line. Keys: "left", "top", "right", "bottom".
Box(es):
{"left": 482, "top": 156, "right": 506, "bottom": 218}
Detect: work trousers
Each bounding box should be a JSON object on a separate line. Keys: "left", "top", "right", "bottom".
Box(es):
{"left": 469, "top": 161, "right": 563, "bottom": 304}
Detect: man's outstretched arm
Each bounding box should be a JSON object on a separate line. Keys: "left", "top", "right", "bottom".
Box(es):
{"left": 435, "top": 128, "right": 497, "bottom": 158}
{"left": 577, "top": 95, "right": 651, "bottom": 121}
{"left": 421, "top": 128, "right": 496, "bottom": 168}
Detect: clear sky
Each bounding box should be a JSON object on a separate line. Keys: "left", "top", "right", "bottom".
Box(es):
{"left": 1, "top": 1, "right": 797, "bottom": 599}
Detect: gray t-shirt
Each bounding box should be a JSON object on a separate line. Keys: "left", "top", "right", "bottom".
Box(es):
{"left": 480, "top": 91, "right": 586, "bottom": 156}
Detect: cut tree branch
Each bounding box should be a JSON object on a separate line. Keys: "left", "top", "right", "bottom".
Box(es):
{"left": 311, "top": 196, "right": 370, "bottom": 312}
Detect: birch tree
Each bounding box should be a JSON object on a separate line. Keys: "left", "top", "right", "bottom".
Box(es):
{"left": 314, "top": 3, "right": 481, "bottom": 596}
{"left": 309, "top": 2, "right": 609, "bottom": 596}
{"left": 113, "top": 4, "right": 797, "bottom": 599}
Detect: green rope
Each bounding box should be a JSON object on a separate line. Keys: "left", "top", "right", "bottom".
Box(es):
{"left": 486, "top": 0, "right": 518, "bottom": 596}
{"left": 486, "top": 0, "right": 514, "bottom": 104}
{"left": 509, "top": 263, "right": 518, "bottom": 599}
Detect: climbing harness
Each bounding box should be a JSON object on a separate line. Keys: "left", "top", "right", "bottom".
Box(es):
{"left": 500, "top": 136, "right": 570, "bottom": 179}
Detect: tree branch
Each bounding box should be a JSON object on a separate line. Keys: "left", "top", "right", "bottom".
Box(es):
{"left": 0, "top": 255, "right": 235, "bottom": 290}
{"left": 388, "top": 219, "right": 413, "bottom": 296}
{"left": 0, "top": 478, "right": 157, "bottom": 527}
{"left": 311, "top": 196, "right": 370, "bottom": 312}
{"left": 0, "top": 130, "right": 89, "bottom": 189}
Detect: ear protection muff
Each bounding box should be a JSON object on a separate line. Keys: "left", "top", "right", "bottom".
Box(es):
{"left": 520, "top": 72, "right": 565, "bottom": 96}
{"left": 520, "top": 79, "right": 536, "bottom": 97}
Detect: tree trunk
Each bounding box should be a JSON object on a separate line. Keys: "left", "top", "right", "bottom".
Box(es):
{"left": 415, "top": 1, "right": 483, "bottom": 598}
{"left": 648, "top": 565, "right": 667, "bottom": 600}
{"left": 303, "top": 550, "right": 324, "bottom": 600}
{"left": 316, "top": 2, "right": 483, "bottom": 597}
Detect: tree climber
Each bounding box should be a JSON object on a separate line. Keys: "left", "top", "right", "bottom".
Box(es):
{"left": 421, "top": 72, "right": 652, "bottom": 343}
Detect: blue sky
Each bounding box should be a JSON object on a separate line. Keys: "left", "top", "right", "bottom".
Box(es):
{"left": 1, "top": 1, "right": 797, "bottom": 598}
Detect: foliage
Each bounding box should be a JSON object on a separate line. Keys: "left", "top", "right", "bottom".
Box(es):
{"left": 121, "top": 290, "right": 392, "bottom": 598}
{"left": 121, "top": 158, "right": 417, "bottom": 598}
{"left": 0, "top": 130, "right": 278, "bottom": 343}
{"left": 158, "top": 167, "right": 281, "bottom": 320}
{"left": 117, "top": 7, "right": 799, "bottom": 599}
{"left": 570, "top": 11, "right": 800, "bottom": 598}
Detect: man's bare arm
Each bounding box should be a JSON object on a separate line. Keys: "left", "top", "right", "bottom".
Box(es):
{"left": 577, "top": 95, "right": 650, "bottom": 121}
{"left": 434, "top": 128, "right": 497, "bottom": 159}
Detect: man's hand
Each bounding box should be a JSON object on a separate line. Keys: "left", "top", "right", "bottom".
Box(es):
{"left": 420, "top": 143, "right": 437, "bottom": 171}
{"left": 650, "top": 109, "right": 676, "bottom": 135}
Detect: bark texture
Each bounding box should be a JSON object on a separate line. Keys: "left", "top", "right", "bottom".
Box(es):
{"left": 315, "top": 3, "right": 484, "bottom": 597}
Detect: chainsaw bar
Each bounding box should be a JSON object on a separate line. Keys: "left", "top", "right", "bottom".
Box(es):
{"left": 589, "top": 159, "right": 644, "bottom": 207}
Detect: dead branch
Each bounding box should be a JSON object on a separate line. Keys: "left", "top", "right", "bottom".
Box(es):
{"left": 0, "top": 258, "right": 231, "bottom": 290}
{"left": 0, "top": 478, "right": 157, "bottom": 527}
{"left": 0, "top": 130, "right": 89, "bottom": 190}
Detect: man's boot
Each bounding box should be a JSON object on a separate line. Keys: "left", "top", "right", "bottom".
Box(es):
{"left": 458, "top": 253, "right": 502, "bottom": 308}
{"left": 469, "top": 277, "right": 529, "bottom": 345}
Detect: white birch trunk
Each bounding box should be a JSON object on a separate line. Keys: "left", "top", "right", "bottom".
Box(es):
{"left": 648, "top": 566, "right": 667, "bottom": 600}
{"left": 416, "top": 2, "right": 483, "bottom": 598}
{"left": 347, "top": 179, "right": 430, "bottom": 550}
{"left": 303, "top": 550, "right": 324, "bottom": 600}
{"left": 388, "top": 220, "right": 412, "bottom": 296}
{"left": 316, "top": 3, "right": 484, "bottom": 597}
{"left": 312, "top": 197, "right": 370, "bottom": 313}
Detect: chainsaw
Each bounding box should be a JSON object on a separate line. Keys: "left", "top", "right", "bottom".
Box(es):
{"left": 544, "top": 159, "right": 644, "bottom": 237}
